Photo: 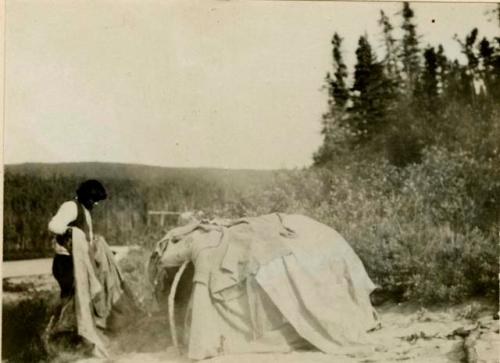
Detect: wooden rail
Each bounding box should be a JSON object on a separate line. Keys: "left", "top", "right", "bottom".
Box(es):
{"left": 147, "top": 210, "right": 183, "bottom": 227}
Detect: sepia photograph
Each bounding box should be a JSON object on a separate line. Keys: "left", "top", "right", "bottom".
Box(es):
{"left": 2, "top": 1, "right": 499, "bottom": 362}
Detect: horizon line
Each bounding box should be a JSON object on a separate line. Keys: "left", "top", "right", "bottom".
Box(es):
{"left": 3, "top": 160, "right": 305, "bottom": 172}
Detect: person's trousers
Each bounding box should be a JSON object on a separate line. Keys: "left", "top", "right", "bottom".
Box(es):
{"left": 52, "top": 254, "right": 74, "bottom": 298}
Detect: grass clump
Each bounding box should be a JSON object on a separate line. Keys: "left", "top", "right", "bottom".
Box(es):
{"left": 2, "top": 291, "right": 58, "bottom": 363}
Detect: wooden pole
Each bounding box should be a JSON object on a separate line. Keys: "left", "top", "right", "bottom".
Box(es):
{"left": 168, "top": 260, "right": 189, "bottom": 354}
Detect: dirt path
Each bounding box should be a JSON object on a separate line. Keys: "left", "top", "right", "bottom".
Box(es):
{"left": 2, "top": 258, "right": 53, "bottom": 278}
{"left": 2, "top": 246, "right": 136, "bottom": 278}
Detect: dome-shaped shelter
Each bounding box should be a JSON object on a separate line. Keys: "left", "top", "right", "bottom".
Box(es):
{"left": 149, "top": 214, "right": 379, "bottom": 361}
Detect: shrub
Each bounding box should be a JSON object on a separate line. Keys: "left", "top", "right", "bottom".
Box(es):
{"left": 2, "top": 291, "right": 58, "bottom": 363}
{"left": 225, "top": 147, "right": 499, "bottom": 304}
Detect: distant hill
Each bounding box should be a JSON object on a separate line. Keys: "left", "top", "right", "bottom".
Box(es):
{"left": 4, "top": 162, "right": 282, "bottom": 194}
{"left": 3, "top": 162, "right": 282, "bottom": 260}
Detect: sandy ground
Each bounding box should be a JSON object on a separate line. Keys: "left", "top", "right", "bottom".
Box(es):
{"left": 75, "top": 301, "right": 499, "bottom": 363}
{"left": 3, "top": 274, "right": 498, "bottom": 363}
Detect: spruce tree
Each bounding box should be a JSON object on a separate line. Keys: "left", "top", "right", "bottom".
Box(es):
{"left": 420, "top": 46, "right": 439, "bottom": 109}
{"left": 349, "top": 36, "right": 390, "bottom": 145}
{"left": 314, "top": 33, "right": 350, "bottom": 165}
{"left": 400, "top": 2, "right": 421, "bottom": 95}
{"left": 455, "top": 28, "right": 479, "bottom": 104}
{"left": 436, "top": 45, "right": 448, "bottom": 95}
{"left": 478, "top": 37, "right": 500, "bottom": 99}
{"left": 329, "top": 33, "right": 349, "bottom": 110}
{"left": 379, "top": 10, "right": 401, "bottom": 83}
{"left": 377, "top": 9, "right": 403, "bottom": 141}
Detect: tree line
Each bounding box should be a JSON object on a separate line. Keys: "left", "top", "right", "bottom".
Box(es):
{"left": 314, "top": 2, "right": 500, "bottom": 168}
{"left": 3, "top": 167, "right": 273, "bottom": 260}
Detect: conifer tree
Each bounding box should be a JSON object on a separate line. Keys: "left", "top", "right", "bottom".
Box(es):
{"left": 349, "top": 36, "right": 390, "bottom": 144}
{"left": 455, "top": 28, "right": 479, "bottom": 104}
{"left": 329, "top": 33, "right": 349, "bottom": 110}
{"left": 419, "top": 46, "right": 439, "bottom": 111}
{"left": 314, "top": 33, "right": 350, "bottom": 165}
{"left": 478, "top": 37, "right": 500, "bottom": 99}
{"left": 400, "top": 2, "right": 421, "bottom": 95}
{"left": 379, "top": 10, "right": 401, "bottom": 83}
{"left": 436, "top": 45, "right": 448, "bottom": 95}
{"left": 378, "top": 10, "right": 402, "bottom": 119}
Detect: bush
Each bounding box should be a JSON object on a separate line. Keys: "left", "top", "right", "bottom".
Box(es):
{"left": 2, "top": 291, "right": 58, "bottom": 363}
{"left": 226, "top": 147, "right": 499, "bottom": 304}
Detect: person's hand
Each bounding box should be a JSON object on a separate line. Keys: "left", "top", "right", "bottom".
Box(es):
{"left": 55, "top": 227, "right": 73, "bottom": 251}
{"left": 63, "top": 227, "right": 73, "bottom": 238}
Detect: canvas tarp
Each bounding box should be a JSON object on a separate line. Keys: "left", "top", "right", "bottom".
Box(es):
{"left": 45, "top": 228, "right": 139, "bottom": 357}
{"left": 150, "top": 214, "right": 379, "bottom": 360}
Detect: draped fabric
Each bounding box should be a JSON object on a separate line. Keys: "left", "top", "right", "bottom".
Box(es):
{"left": 72, "top": 228, "right": 108, "bottom": 357}
{"left": 45, "top": 228, "right": 139, "bottom": 357}
{"left": 151, "top": 214, "right": 379, "bottom": 361}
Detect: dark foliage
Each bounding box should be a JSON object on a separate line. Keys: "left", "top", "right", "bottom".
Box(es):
{"left": 3, "top": 165, "right": 275, "bottom": 260}
{"left": 314, "top": 2, "right": 500, "bottom": 168}
{"left": 2, "top": 292, "right": 58, "bottom": 362}
{"left": 310, "top": 2, "right": 499, "bottom": 303}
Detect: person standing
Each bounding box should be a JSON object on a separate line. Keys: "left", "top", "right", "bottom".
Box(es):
{"left": 45, "top": 179, "right": 109, "bottom": 358}
{"left": 48, "top": 179, "right": 107, "bottom": 300}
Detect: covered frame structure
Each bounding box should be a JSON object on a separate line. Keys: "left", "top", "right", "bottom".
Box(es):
{"left": 148, "top": 213, "right": 380, "bottom": 360}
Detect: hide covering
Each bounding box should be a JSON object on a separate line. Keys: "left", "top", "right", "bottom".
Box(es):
{"left": 150, "top": 214, "right": 379, "bottom": 360}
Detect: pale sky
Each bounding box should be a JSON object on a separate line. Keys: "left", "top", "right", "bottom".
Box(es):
{"left": 4, "top": 1, "right": 499, "bottom": 169}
